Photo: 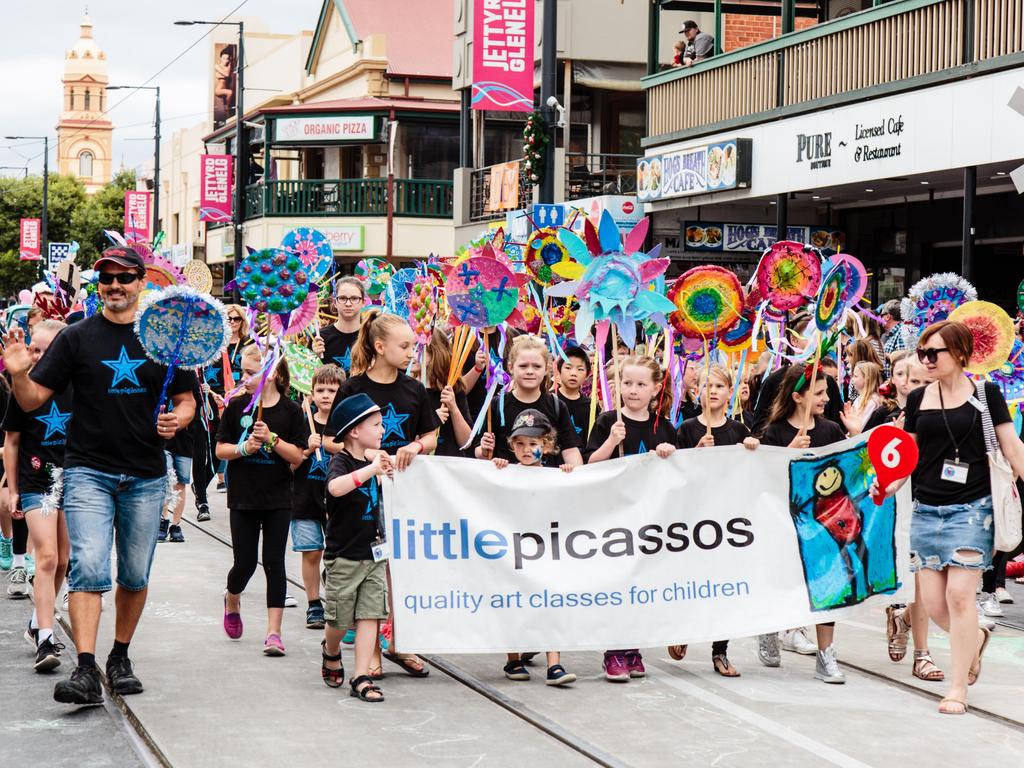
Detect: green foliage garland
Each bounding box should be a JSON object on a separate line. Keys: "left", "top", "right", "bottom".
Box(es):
{"left": 522, "top": 110, "right": 549, "bottom": 186}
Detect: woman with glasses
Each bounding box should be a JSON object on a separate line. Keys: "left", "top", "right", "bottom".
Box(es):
{"left": 878, "top": 320, "right": 1024, "bottom": 714}
{"left": 315, "top": 277, "right": 364, "bottom": 375}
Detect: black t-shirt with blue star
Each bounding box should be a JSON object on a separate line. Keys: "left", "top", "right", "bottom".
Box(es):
{"left": 325, "top": 451, "right": 381, "bottom": 561}
{"left": 30, "top": 314, "right": 196, "bottom": 479}
{"left": 2, "top": 388, "right": 73, "bottom": 494}
{"left": 319, "top": 325, "right": 358, "bottom": 375}
{"left": 333, "top": 372, "right": 438, "bottom": 454}
{"left": 292, "top": 407, "right": 332, "bottom": 521}
{"left": 216, "top": 395, "right": 309, "bottom": 511}
{"left": 202, "top": 338, "right": 254, "bottom": 395}
{"left": 584, "top": 410, "right": 676, "bottom": 462}
{"left": 558, "top": 392, "right": 598, "bottom": 444}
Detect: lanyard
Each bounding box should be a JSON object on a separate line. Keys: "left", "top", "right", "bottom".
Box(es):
{"left": 937, "top": 384, "right": 976, "bottom": 463}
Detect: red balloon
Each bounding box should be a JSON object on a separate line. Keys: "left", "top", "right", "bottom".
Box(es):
{"left": 867, "top": 425, "right": 919, "bottom": 505}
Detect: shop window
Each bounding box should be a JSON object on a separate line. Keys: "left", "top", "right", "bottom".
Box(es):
{"left": 403, "top": 122, "right": 459, "bottom": 179}
{"left": 79, "top": 151, "right": 94, "bottom": 178}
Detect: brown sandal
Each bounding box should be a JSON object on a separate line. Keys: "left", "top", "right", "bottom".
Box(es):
{"left": 368, "top": 664, "right": 384, "bottom": 681}
{"left": 667, "top": 644, "right": 687, "bottom": 661}
{"left": 886, "top": 605, "right": 909, "bottom": 662}
{"left": 911, "top": 651, "right": 944, "bottom": 682}
{"left": 712, "top": 654, "right": 740, "bottom": 677}
{"left": 968, "top": 626, "right": 991, "bottom": 686}
{"left": 938, "top": 696, "right": 967, "bottom": 715}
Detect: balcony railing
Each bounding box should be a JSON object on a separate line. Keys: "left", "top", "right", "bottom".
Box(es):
{"left": 645, "top": 0, "right": 1024, "bottom": 142}
{"left": 469, "top": 160, "right": 532, "bottom": 222}
{"left": 243, "top": 178, "right": 453, "bottom": 219}
{"left": 565, "top": 153, "right": 640, "bottom": 200}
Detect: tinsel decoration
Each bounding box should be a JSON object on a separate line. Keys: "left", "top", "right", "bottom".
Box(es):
{"left": 41, "top": 466, "right": 63, "bottom": 518}
{"left": 522, "top": 109, "right": 549, "bottom": 186}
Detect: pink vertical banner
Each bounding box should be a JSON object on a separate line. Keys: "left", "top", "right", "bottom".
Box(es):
{"left": 472, "top": 0, "right": 534, "bottom": 112}
{"left": 19, "top": 218, "right": 41, "bottom": 261}
{"left": 199, "top": 154, "right": 234, "bottom": 222}
{"left": 124, "top": 190, "right": 151, "bottom": 242}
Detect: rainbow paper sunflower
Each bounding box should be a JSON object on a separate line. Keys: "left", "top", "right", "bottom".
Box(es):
{"left": 668, "top": 265, "right": 744, "bottom": 340}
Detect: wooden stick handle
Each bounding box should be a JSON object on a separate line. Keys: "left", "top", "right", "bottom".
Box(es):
{"left": 611, "top": 324, "right": 624, "bottom": 458}
{"left": 304, "top": 396, "right": 322, "bottom": 461}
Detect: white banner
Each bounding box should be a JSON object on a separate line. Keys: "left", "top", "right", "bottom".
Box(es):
{"left": 385, "top": 436, "right": 913, "bottom": 654}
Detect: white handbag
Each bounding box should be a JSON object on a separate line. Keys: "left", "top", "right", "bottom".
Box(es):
{"left": 975, "top": 380, "right": 1023, "bottom": 552}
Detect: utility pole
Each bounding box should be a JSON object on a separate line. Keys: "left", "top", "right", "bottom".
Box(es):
{"left": 539, "top": 0, "right": 557, "bottom": 204}
{"left": 108, "top": 85, "right": 161, "bottom": 237}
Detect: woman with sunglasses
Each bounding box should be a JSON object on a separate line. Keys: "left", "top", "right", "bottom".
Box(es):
{"left": 877, "top": 320, "right": 1024, "bottom": 714}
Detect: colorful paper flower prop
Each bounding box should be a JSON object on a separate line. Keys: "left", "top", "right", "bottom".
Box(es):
{"left": 546, "top": 212, "right": 673, "bottom": 349}
{"left": 947, "top": 300, "right": 1015, "bottom": 374}
{"left": 900, "top": 273, "right": 977, "bottom": 346}
{"left": 990, "top": 339, "right": 1024, "bottom": 401}
{"left": 444, "top": 257, "right": 524, "bottom": 328}
{"left": 283, "top": 341, "right": 321, "bottom": 396}
{"left": 383, "top": 267, "right": 418, "bottom": 318}
{"left": 143, "top": 254, "right": 185, "bottom": 292}
{"left": 183, "top": 259, "right": 213, "bottom": 294}
{"left": 135, "top": 286, "right": 229, "bottom": 415}
{"left": 510, "top": 299, "right": 541, "bottom": 333}
{"left": 268, "top": 292, "right": 319, "bottom": 337}
{"left": 756, "top": 241, "right": 822, "bottom": 312}
{"left": 236, "top": 248, "right": 311, "bottom": 314}
{"left": 719, "top": 310, "right": 754, "bottom": 352}
{"left": 281, "top": 228, "right": 334, "bottom": 286}
{"left": 667, "top": 265, "right": 744, "bottom": 340}
{"left": 355, "top": 257, "right": 394, "bottom": 296}
{"left": 549, "top": 303, "right": 576, "bottom": 336}
{"left": 525, "top": 226, "right": 578, "bottom": 286}
{"left": 407, "top": 275, "right": 437, "bottom": 344}
{"left": 833, "top": 253, "right": 867, "bottom": 306}
{"left": 814, "top": 261, "right": 849, "bottom": 332}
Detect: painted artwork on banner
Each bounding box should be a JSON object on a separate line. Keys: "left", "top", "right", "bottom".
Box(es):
{"left": 199, "top": 154, "right": 233, "bottom": 222}
{"left": 788, "top": 443, "right": 899, "bottom": 611}
{"left": 471, "top": 0, "right": 534, "bottom": 112}
{"left": 637, "top": 139, "right": 751, "bottom": 203}
{"left": 486, "top": 161, "right": 520, "bottom": 212}
{"left": 212, "top": 43, "right": 237, "bottom": 129}
{"left": 124, "top": 190, "right": 151, "bottom": 242}
{"left": 685, "top": 222, "right": 845, "bottom": 254}
{"left": 19, "top": 218, "right": 41, "bottom": 261}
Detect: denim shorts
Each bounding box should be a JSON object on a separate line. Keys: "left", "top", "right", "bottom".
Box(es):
{"left": 290, "top": 519, "right": 325, "bottom": 552}
{"left": 165, "top": 451, "right": 193, "bottom": 485}
{"left": 20, "top": 492, "right": 46, "bottom": 513}
{"left": 63, "top": 467, "right": 167, "bottom": 592}
{"left": 910, "top": 495, "right": 994, "bottom": 572}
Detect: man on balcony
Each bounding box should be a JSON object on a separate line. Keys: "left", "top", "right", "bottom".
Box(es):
{"left": 680, "top": 20, "right": 715, "bottom": 67}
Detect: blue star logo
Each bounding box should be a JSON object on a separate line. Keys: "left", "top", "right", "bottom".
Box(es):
{"left": 203, "top": 366, "right": 220, "bottom": 385}
{"left": 35, "top": 401, "right": 70, "bottom": 440}
{"left": 380, "top": 403, "right": 409, "bottom": 442}
{"left": 308, "top": 450, "right": 331, "bottom": 478}
{"left": 569, "top": 414, "right": 582, "bottom": 436}
{"left": 332, "top": 348, "right": 351, "bottom": 372}
{"left": 101, "top": 346, "right": 146, "bottom": 387}
{"left": 358, "top": 477, "right": 379, "bottom": 519}
{"left": 635, "top": 439, "right": 647, "bottom": 455}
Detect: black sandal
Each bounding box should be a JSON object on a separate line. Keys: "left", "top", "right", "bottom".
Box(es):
{"left": 349, "top": 674, "right": 384, "bottom": 702}
{"left": 321, "top": 640, "right": 344, "bottom": 689}
{"left": 383, "top": 652, "right": 430, "bottom": 677}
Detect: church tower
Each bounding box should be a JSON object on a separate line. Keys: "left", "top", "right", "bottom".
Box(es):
{"left": 57, "top": 14, "right": 112, "bottom": 193}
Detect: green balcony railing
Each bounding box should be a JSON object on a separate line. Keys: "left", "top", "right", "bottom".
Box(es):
{"left": 243, "top": 178, "right": 453, "bottom": 219}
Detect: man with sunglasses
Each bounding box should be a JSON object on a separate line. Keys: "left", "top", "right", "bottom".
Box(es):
{"left": 314, "top": 276, "right": 365, "bottom": 374}
{"left": 2, "top": 246, "right": 197, "bottom": 706}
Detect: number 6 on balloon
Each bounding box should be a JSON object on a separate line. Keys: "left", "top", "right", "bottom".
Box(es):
{"left": 867, "top": 425, "right": 919, "bottom": 505}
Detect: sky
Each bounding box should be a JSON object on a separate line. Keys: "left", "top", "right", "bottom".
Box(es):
{"left": 0, "top": 0, "right": 323, "bottom": 179}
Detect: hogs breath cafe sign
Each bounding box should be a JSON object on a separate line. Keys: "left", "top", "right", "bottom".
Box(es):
{"left": 275, "top": 115, "right": 377, "bottom": 143}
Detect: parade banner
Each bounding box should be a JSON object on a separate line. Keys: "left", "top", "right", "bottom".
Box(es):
{"left": 199, "top": 154, "right": 233, "bottom": 223}
{"left": 471, "top": 0, "right": 534, "bottom": 112}
{"left": 386, "top": 436, "right": 913, "bottom": 653}
{"left": 124, "top": 190, "right": 151, "bottom": 242}
{"left": 19, "top": 218, "right": 41, "bottom": 261}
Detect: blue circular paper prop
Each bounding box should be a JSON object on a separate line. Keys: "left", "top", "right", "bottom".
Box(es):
{"left": 281, "top": 227, "right": 334, "bottom": 285}
{"left": 135, "top": 286, "right": 230, "bottom": 368}
{"left": 383, "top": 267, "right": 418, "bottom": 318}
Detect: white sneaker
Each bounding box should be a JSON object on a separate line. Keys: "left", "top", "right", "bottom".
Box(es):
{"left": 995, "top": 586, "right": 1014, "bottom": 604}
{"left": 977, "top": 610, "right": 996, "bottom": 631}
{"left": 284, "top": 593, "right": 298, "bottom": 608}
{"left": 978, "top": 593, "right": 1005, "bottom": 617}
{"left": 815, "top": 645, "right": 846, "bottom": 684}
{"left": 7, "top": 567, "right": 29, "bottom": 598}
{"left": 780, "top": 627, "right": 817, "bottom": 655}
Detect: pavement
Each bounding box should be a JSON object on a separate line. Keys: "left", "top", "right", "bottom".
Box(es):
{"left": 5, "top": 486, "right": 1024, "bottom": 767}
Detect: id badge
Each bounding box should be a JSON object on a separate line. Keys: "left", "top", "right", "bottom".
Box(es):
{"left": 371, "top": 539, "right": 390, "bottom": 563}
{"left": 941, "top": 459, "right": 969, "bottom": 484}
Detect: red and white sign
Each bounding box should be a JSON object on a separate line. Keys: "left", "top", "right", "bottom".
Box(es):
{"left": 472, "top": 0, "right": 534, "bottom": 113}
{"left": 868, "top": 425, "right": 919, "bottom": 505}
{"left": 199, "top": 154, "right": 233, "bottom": 222}
{"left": 621, "top": 200, "right": 635, "bottom": 215}
{"left": 275, "top": 115, "right": 376, "bottom": 143}
{"left": 19, "top": 218, "right": 41, "bottom": 261}
{"left": 124, "top": 190, "right": 152, "bottom": 242}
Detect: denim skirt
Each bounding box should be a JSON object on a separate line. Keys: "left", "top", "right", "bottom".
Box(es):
{"left": 910, "top": 495, "right": 994, "bottom": 572}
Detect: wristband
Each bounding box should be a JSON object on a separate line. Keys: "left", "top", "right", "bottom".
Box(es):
{"left": 474, "top": 364, "right": 485, "bottom": 372}
{"left": 350, "top": 470, "right": 363, "bottom": 488}
{"left": 267, "top": 432, "right": 279, "bottom": 451}
{"left": 411, "top": 439, "right": 424, "bottom": 454}
{"left": 237, "top": 436, "right": 251, "bottom": 457}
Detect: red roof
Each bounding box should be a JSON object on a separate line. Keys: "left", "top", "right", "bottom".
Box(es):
{"left": 342, "top": 0, "right": 452, "bottom": 78}
{"left": 261, "top": 96, "right": 459, "bottom": 115}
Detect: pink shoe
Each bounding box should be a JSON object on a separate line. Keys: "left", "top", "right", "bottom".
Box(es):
{"left": 263, "top": 633, "right": 285, "bottom": 656}
{"left": 625, "top": 651, "right": 646, "bottom": 678}
{"left": 603, "top": 652, "right": 630, "bottom": 682}
{"left": 223, "top": 595, "right": 242, "bottom": 640}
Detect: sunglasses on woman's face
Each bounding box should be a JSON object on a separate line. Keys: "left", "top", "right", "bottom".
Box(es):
{"left": 916, "top": 347, "right": 949, "bottom": 364}
{"left": 228, "top": 316, "right": 242, "bottom": 323}
{"left": 98, "top": 271, "right": 141, "bottom": 286}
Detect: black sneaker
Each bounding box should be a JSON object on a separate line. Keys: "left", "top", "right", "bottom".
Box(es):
{"left": 169, "top": 525, "right": 185, "bottom": 543}
{"left": 34, "top": 637, "right": 65, "bottom": 672}
{"left": 157, "top": 518, "right": 169, "bottom": 542}
{"left": 216, "top": 481, "right": 226, "bottom": 492}
{"left": 306, "top": 604, "right": 325, "bottom": 629}
{"left": 196, "top": 503, "right": 211, "bottom": 522}
{"left": 24, "top": 619, "right": 38, "bottom": 648}
{"left": 54, "top": 664, "right": 103, "bottom": 705}
{"left": 106, "top": 655, "right": 144, "bottom": 695}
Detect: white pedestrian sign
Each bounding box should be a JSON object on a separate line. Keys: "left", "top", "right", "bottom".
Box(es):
{"left": 47, "top": 242, "right": 71, "bottom": 273}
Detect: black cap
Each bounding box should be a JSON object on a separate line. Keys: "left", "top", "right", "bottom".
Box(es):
{"left": 93, "top": 247, "right": 146, "bottom": 273}
{"left": 509, "top": 408, "right": 553, "bottom": 438}
{"left": 681, "top": 20, "right": 699, "bottom": 31}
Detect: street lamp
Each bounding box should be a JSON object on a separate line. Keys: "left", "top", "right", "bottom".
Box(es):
{"left": 108, "top": 85, "right": 161, "bottom": 238}
{"left": 0, "top": 166, "right": 28, "bottom": 178}
{"left": 175, "top": 19, "right": 244, "bottom": 300}
{"left": 5, "top": 135, "right": 48, "bottom": 264}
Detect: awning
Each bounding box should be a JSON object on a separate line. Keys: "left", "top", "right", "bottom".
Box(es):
{"left": 573, "top": 62, "right": 645, "bottom": 92}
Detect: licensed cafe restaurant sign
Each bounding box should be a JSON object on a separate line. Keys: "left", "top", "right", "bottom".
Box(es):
{"left": 274, "top": 115, "right": 377, "bottom": 143}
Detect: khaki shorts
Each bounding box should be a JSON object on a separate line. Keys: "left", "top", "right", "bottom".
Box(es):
{"left": 322, "top": 557, "right": 388, "bottom": 630}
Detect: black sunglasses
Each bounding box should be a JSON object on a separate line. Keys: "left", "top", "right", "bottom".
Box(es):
{"left": 228, "top": 316, "right": 243, "bottom": 323}
{"left": 916, "top": 347, "right": 949, "bottom": 364}
{"left": 98, "top": 271, "right": 141, "bottom": 286}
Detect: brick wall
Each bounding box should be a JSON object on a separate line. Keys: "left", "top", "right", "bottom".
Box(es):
{"left": 723, "top": 15, "right": 817, "bottom": 52}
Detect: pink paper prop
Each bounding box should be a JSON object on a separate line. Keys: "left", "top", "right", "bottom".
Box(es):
{"left": 444, "top": 256, "right": 525, "bottom": 328}
{"left": 756, "top": 241, "right": 822, "bottom": 311}
{"left": 268, "top": 291, "right": 319, "bottom": 337}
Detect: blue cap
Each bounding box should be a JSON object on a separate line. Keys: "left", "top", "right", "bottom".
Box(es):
{"left": 331, "top": 393, "right": 380, "bottom": 439}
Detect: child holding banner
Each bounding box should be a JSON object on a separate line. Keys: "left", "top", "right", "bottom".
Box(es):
{"left": 758, "top": 363, "right": 847, "bottom": 683}
{"left": 584, "top": 356, "right": 675, "bottom": 682}
{"left": 492, "top": 408, "right": 577, "bottom": 686}
{"left": 671, "top": 364, "right": 760, "bottom": 677}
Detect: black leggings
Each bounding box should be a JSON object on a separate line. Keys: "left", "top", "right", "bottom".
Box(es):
{"left": 226, "top": 508, "right": 289, "bottom": 608}
{"left": 983, "top": 551, "right": 1008, "bottom": 593}
{"left": 12, "top": 517, "right": 28, "bottom": 556}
